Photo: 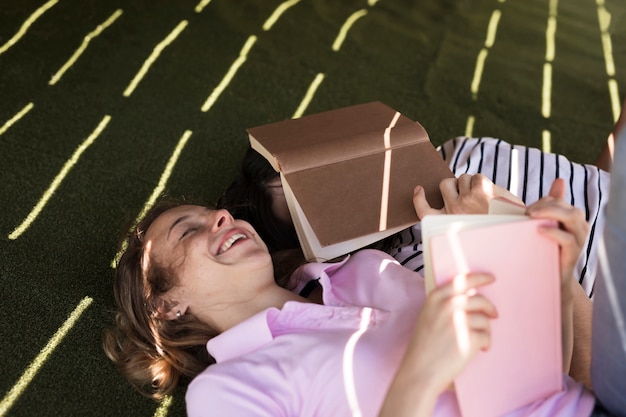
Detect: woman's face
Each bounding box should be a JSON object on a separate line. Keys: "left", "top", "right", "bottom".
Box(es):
{"left": 143, "top": 205, "right": 273, "bottom": 317}
{"left": 266, "top": 177, "right": 292, "bottom": 225}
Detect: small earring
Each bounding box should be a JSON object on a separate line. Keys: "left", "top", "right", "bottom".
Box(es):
{"left": 176, "top": 310, "right": 181, "bottom": 319}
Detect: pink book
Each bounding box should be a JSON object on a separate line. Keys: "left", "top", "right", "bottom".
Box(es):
{"left": 423, "top": 215, "right": 562, "bottom": 417}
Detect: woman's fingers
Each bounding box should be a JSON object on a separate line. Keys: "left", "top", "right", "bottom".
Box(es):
{"left": 548, "top": 178, "right": 567, "bottom": 200}
{"left": 470, "top": 329, "right": 492, "bottom": 352}
{"left": 413, "top": 185, "right": 443, "bottom": 219}
{"left": 457, "top": 174, "right": 473, "bottom": 194}
{"left": 439, "top": 177, "right": 461, "bottom": 206}
{"left": 433, "top": 272, "right": 496, "bottom": 298}
{"left": 527, "top": 201, "right": 589, "bottom": 247}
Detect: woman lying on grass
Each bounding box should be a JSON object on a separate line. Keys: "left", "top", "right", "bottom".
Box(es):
{"left": 103, "top": 172, "right": 623, "bottom": 416}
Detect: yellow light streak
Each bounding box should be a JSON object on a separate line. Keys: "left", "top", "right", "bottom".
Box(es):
{"left": 368, "top": 0, "right": 379, "bottom": 5}
{"left": 549, "top": 0, "right": 558, "bottom": 16}
{"left": 49, "top": 9, "right": 123, "bottom": 86}
{"left": 595, "top": 0, "right": 621, "bottom": 123}
{"left": 542, "top": 130, "right": 552, "bottom": 153}
{"left": 545, "top": 16, "right": 556, "bottom": 62}
{"left": 465, "top": 115, "right": 475, "bottom": 137}
{"left": 608, "top": 80, "right": 621, "bottom": 124}
{"left": 112, "top": 130, "right": 193, "bottom": 267}
{"left": 0, "top": 0, "right": 59, "bottom": 56}
{"left": 8, "top": 115, "right": 111, "bottom": 240}
{"left": 0, "top": 297, "right": 93, "bottom": 417}
{"left": 600, "top": 32, "right": 616, "bottom": 77}
{"left": 542, "top": 0, "right": 557, "bottom": 147}
{"left": 379, "top": 112, "right": 401, "bottom": 231}
{"left": 332, "top": 9, "right": 368, "bottom": 52}
{"left": 153, "top": 395, "right": 173, "bottom": 417}
{"left": 262, "top": 0, "right": 301, "bottom": 31}
{"left": 194, "top": 0, "right": 212, "bottom": 13}
{"left": 471, "top": 49, "right": 488, "bottom": 98}
{"left": 0, "top": 102, "right": 34, "bottom": 137}
{"left": 542, "top": 63, "right": 553, "bottom": 118}
{"left": 292, "top": 73, "right": 325, "bottom": 119}
{"left": 201, "top": 35, "right": 257, "bottom": 112}
{"left": 342, "top": 307, "right": 372, "bottom": 417}
{"left": 484, "top": 10, "right": 501, "bottom": 48}
{"left": 123, "top": 20, "right": 189, "bottom": 97}
{"left": 469, "top": 8, "right": 503, "bottom": 101}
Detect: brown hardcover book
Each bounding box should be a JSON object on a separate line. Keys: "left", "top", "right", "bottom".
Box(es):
{"left": 247, "top": 101, "right": 455, "bottom": 261}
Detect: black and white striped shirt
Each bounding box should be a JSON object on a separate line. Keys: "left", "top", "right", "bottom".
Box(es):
{"left": 390, "top": 137, "right": 610, "bottom": 297}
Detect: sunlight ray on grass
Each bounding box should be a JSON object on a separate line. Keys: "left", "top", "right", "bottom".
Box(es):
{"left": 194, "top": 0, "right": 212, "bottom": 13}
{"left": 263, "top": 0, "right": 301, "bottom": 31}
{"left": 8, "top": 115, "right": 111, "bottom": 240}
{"left": 153, "top": 395, "right": 173, "bottom": 417}
{"left": 0, "top": 0, "right": 59, "bottom": 56}
{"left": 465, "top": 115, "right": 475, "bottom": 137}
{"left": 542, "top": 130, "right": 552, "bottom": 153}
{"left": 49, "top": 9, "right": 123, "bottom": 85}
{"left": 292, "top": 73, "right": 325, "bottom": 119}
{"left": 111, "top": 130, "right": 193, "bottom": 267}
{"left": 332, "top": 9, "right": 368, "bottom": 52}
{"left": 200, "top": 1, "right": 303, "bottom": 112}
{"left": 123, "top": 20, "right": 189, "bottom": 97}
{"left": 595, "top": 0, "right": 621, "bottom": 123}
{"left": 0, "top": 103, "right": 34, "bottom": 137}
{"left": 0, "top": 297, "right": 93, "bottom": 417}
{"left": 541, "top": 0, "right": 558, "bottom": 151}
{"left": 542, "top": 0, "right": 557, "bottom": 118}
{"left": 200, "top": 36, "right": 257, "bottom": 112}
{"left": 470, "top": 9, "right": 502, "bottom": 99}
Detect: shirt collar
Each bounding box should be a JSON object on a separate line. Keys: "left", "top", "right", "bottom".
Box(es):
{"left": 207, "top": 257, "right": 350, "bottom": 363}
{"left": 207, "top": 307, "right": 277, "bottom": 363}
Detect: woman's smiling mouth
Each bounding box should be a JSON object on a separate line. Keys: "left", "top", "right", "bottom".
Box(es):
{"left": 218, "top": 233, "right": 248, "bottom": 254}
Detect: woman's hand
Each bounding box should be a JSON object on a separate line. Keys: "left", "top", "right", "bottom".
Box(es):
{"left": 410, "top": 273, "right": 498, "bottom": 393}
{"left": 525, "top": 179, "right": 589, "bottom": 288}
{"left": 378, "top": 273, "right": 497, "bottom": 417}
{"left": 525, "top": 178, "right": 590, "bottom": 376}
{"left": 413, "top": 174, "right": 524, "bottom": 219}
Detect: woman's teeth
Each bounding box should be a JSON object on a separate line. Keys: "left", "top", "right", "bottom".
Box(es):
{"left": 219, "top": 233, "right": 247, "bottom": 254}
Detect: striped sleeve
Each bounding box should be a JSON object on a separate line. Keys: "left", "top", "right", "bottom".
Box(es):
{"left": 389, "top": 137, "right": 610, "bottom": 297}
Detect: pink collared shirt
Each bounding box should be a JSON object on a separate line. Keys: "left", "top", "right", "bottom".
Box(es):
{"left": 186, "top": 250, "right": 595, "bottom": 417}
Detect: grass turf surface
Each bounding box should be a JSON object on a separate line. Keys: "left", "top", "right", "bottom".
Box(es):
{"left": 1, "top": 0, "right": 625, "bottom": 416}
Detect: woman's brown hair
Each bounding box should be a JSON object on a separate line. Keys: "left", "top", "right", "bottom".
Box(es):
{"left": 102, "top": 199, "right": 217, "bottom": 400}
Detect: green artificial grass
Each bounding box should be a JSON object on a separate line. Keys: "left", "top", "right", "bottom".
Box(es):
{"left": 0, "top": 0, "right": 624, "bottom": 416}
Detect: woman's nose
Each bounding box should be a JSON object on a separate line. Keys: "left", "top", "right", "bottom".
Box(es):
{"left": 211, "top": 209, "right": 234, "bottom": 231}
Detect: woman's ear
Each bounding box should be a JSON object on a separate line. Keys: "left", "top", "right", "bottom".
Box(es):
{"left": 154, "top": 297, "right": 186, "bottom": 321}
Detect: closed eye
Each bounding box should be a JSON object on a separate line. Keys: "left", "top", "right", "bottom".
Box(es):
{"left": 180, "top": 227, "right": 197, "bottom": 240}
